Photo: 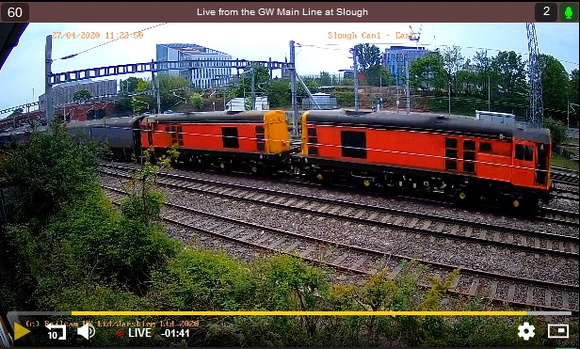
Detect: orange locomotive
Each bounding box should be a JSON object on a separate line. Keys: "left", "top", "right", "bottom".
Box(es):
{"left": 139, "top": 110, "right": 292, "bottom": 173}
{"left": 1, "top": 109, "right": 553, "bottom": 209}
{"left": 299, "top": 110, "right": 552, "bottom": 208}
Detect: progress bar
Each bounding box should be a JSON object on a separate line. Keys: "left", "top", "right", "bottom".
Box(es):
{"left": 8, "top": 310, "right": 573, "bottom": 317}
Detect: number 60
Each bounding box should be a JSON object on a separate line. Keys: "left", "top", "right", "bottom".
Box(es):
{"left": 7, "top": 6, "right": 23, "bottom": 18}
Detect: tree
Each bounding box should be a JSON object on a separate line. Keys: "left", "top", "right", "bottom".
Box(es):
{"left": 297, "top": 77, "right": 320, "bottom": 96}
{"left": 570, "top": 69, "right": 579, "bottom": 105}
{"left": 456, "top": 70, "right": 479, "bottom": 95}
{"left": 234, "top": 64, "right": 270, "bottom": 99}
{"left": 72, "top": 89, "right": 92, "bottom": 103}
{"left": 189, "top": 94, "right": 205, "bottom": 110}
{"left": 539, "top": 54, "right": 569, "bottom": 123}
{"left": 454, "top": 59, "right": 479, "bottom": 96}
{"left": 133, "top": 94, "right": 155, "bottom": 114}
{"left": 442, "top": 45, "right": 464, "bottom": 95}
{"left": 120, "top": 77, "right": 141, "bottom": 94}
{"left": 134, "top": 74, "right": 191, "bottom": 113}
{"left": 0, "top": 119, "right": 100, "bottom": 223}
{"left": 409, "top": 52, "right": 446, "bottom": 92}
{"left": 545, "top": 116, "right": 569, "bottom": 148}
{"left": 473, "top": 49, "right": 492, "bottom": 98}
{"left": 266, "top": 80, "right": 291, "bottom": 108}
{"left": 114, "top": 97, "right": 133, "bottom": 113}
{"left": 319, "top": 71, "right": 332, "bottom": 86}
{"left": 353, "top": 43, "right": 382, "bottom": 72}
{"left": 487, "top": 51, "right": 528, "bottom": 117}
{"left": 136, "top": 79, "right": 148, "bottom": 92}
{"left": 363, "top": 65, "right": 394, "bottom": 87}
{"left": 491, "top": 51, "right": 527, "bottom": 96}
{"left": 339, "top": 78, "right": 354, "bottom": 86}
{"left": 154, "top": 74, "right": 190, "bottom": 112}
{"left": 570, "top": 69, "right": 579, "bottom": 128}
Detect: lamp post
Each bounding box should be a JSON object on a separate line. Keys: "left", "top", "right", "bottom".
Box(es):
{"left": 448, "top": 79, "right": 451, "bottom": 117}
{"left": 488, "top": 74, "right": 491, "bottom": 111}
{"left": 349, "top": 47, "right": 359, "bottom": 112}
{"left": 211, "top": 75, "right": 230, "bottom": 111}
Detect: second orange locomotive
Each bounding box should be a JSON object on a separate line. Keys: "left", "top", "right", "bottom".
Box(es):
{"left": 298, "top": 110, "right": 551, "bottom": 208}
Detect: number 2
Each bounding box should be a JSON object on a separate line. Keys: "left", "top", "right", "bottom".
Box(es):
{"left": 543, "top": 6, "right": 550, "bottom": 16}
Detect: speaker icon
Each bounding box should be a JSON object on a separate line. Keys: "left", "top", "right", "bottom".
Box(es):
{"left": 77, "top": 323, "right": 95, "bottom": 340}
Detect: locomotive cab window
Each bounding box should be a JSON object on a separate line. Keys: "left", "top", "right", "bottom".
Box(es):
{"left": 479, "top": 142, "right": 492, "bottom": 153}
{"left": 515, "top": 144, "right": 533, "bottom": 161}
{"left": 445, "top": 149, "right": 458, "bottom": 159}
{"left": 445, "top": 160, "right": 457, "bottom": 170}
{"left": 222, "top": 127, "right": 239, "bottom": 149}
{"left": 463, "top": 162, "right": 475, "bottom": 173}
{"left": 177, "top": 126, "right": 183, "bottom": 146}
{"left": 445, "top": 138, "right": 457, "bottom": 148}
{"left": 464, "top": 152, "right": 475, "bottom": 161}
{"left": 341, "top": 131, "right": 366, "bottom": 159}
{"left": 464, "top": 140, "right": 476, "bottom": 151}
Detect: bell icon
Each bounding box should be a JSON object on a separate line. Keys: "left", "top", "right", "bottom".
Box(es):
{"left": 77, "top": 323, "right": 95, "bottom": 340}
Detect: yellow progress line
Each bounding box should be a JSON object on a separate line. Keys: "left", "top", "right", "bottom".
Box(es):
{"left": 71, "top": 311, "right": 528, "bottom": 316}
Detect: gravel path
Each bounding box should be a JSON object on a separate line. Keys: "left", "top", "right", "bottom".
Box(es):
{"left": 100, "top": 172, "right": 579, "bottom": 287}
{"left": 547, "top": 196, "right": 579, "bottom": 213}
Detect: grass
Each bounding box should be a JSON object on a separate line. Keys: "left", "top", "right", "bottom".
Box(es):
{"left": 551, "top": 153, "right": 579, "bottom": 171}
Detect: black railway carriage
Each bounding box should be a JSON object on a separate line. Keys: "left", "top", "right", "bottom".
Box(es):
{"left": 66, "top": 116, "right": 143, "bottom": 161}
{"left": 299, "top": 110, "right": 552, "bottom": 207}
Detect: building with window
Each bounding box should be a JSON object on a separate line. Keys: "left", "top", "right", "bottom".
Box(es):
{"left": 383, "top": 46, "right": 430, "bottom": 86}
{"left": 38, "top": 79, "right": 117, "bottom": 109}
{"left": 156, "top": 43, "right": 232, "bottom": 89}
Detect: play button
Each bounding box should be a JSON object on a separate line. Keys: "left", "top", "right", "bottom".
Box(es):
{"left": 13, "top": 322, "right": 30, "bottom": 340}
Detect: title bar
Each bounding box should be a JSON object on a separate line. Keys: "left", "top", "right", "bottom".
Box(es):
{"left": 1, "top": 2, "right": 577, "bottom": 22}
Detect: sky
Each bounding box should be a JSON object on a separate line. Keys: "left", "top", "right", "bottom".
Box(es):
{"left": 0, "top": 22, "right": 578, "bottom": 116}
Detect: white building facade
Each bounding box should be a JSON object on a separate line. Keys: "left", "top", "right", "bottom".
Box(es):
{"left": 156, "top": 43, "right": 232, "bottom": 89}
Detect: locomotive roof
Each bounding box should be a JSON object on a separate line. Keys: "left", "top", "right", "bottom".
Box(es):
{"left": 144, "top": 111, "right": 274, "bottom": 124}
{"left": 305, "top": 110, "right": 551, "bottom": 144}
{"left": 66, "top": 115, "right": 143, "bottom": 129}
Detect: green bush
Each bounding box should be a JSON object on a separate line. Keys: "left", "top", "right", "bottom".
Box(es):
{"left": 544, "top": 116, "right": 569, "bottom": 148}
{"left": 333, "top": 91, "right": 355, "bottom": 107}
{"left": 153, "top": 248, "right": 256, "bottom": 311}
{"left": 0, "top": 120, "right": 100, "bottom": 223}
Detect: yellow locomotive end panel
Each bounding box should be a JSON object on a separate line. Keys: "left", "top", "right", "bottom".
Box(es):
{"left": 263, "top": 110, "right": 290, "bottom": 154}
{"left": 301, "top": 110, "right": 310, "bottom": 156}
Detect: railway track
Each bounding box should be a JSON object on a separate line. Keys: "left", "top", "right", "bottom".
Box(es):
{"left": 99, "top": 163, "right": 579, "bottom": 259}
{"left": 537, "top": 206, "right": 580, "bottom": 226}
{"left": 101, "top": 184, "right": 579, "bottom": 313}
{"left": 551, "top": 167, "right": 580, "bottom": 186}
{"left": 551, "top": 186, "right": 579, "bottom": 201}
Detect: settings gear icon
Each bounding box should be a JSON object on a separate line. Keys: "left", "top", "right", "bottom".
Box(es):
{"left": 518, "top": 322, "right": 535, "bottom": 341}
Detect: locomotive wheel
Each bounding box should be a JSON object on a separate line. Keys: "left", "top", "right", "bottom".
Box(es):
{"left": 316, "top": 173, "right": 324, "bottom": 181}
{"left": 512, "top": 199, "right": 520, "bottom": 208}
{"left": 250, "top": 165, "right": 260, "bottom": 174}
{"left": 218, "top": 162, "right": 228, "bottom": 171}
{"left": 362, "top": 179, "right": 372, "bottom": 188}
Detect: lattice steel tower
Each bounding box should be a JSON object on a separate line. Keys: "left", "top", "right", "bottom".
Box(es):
{"left": 526, "top": 23, "right": 544, "bottom": 128}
